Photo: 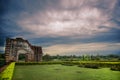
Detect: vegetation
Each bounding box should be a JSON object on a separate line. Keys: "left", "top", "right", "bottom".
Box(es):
{"left": 42, "top": 54, "right": 120, "bottom": 71}
{"left": 0, "top": 53, "right": 5, "bottom": 67}
{"left": 18, "top": 54, "right": 26, "bottom": 61}
{"left": 13, "top": 64, "right": 120, "bottom": 80}
{"left": 0, "top": 53, "right": 120, "bottom": 80}
{"left": 42, "top": 54, "right": 120, "bottom": 61}
{"left": 0, "top": 62, "right": 15, "bottom": 80}
{"left": 84, "top": 64, "right": 99, "bottom": 69}
{"left": 15, "top": 61, "right": 120, "bottom": 71}
{"left": 111, "top": 65, "right": 120, "bottom": 71}
{"left": 15, "top": 61, "right": 63, "bottom": 65}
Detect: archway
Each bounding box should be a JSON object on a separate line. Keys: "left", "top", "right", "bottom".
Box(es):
{"left": 16, "top": 49, "right": 29, "bottom": 62}
{"left": 18, "top": 54, "right": 26, "bottom": 62}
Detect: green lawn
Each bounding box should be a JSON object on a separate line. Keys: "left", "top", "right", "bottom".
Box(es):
{"left": 13, "top": 64, "right": 120, "bottom": 80}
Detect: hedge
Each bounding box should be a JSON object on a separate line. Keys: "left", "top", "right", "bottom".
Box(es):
{"left": 15, "top": 61, "right": 120, "bottom": 66}
{"left": 61, "top": 61, "right": 120, "bottom": 70}
{"left": 15, "top": 61, "right": 63, "bottom": 65}
{"left": 111, "top": 65, "right": 120, "bottom": 71}
{"left": 15, "top": 61, "right": 120, "bottom": 71}
{"left": 0, "top": 62, "right": 15, "bottom": 80}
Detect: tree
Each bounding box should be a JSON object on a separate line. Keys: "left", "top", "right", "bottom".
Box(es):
{"left": 43, "top": 54, "right": 52, "bottom": 61}
{"left": 0, "top": 53, "right": 5, "bottom": 59}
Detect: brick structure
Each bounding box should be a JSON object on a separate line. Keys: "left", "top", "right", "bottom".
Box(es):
{"left": 5, "top": 37, "right": 43, "bottom": 63}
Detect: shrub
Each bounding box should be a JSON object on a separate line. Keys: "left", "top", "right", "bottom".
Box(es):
{"left": 78, "top": 64, "right": 85, "bottom": 67}
{"left": 84, "top": 64, "right": 99, "bottom": 69}
{"left": 111, "top": 65, "right": 120, "bottom": 71}
{"left": 0, "top": 59, "right": 5, "bottom": 67}
{"left": 61, "top": 61, "right": 80, "bottom": 66}
{"left": 79, "top": 61, "right": 120, "bottom": 68}
{"left": 61, "top": 63, "right": 74, "bottom": 66}
{"left": 15, "top": 61, "right": 63, "bottom": 65}
{"left": 0, "top": 62, "right": 15, "bottom": 80}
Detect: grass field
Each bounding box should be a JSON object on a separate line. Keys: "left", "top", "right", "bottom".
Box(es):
{"left": 13, "top": 64, "right": 120, "bottom": 80}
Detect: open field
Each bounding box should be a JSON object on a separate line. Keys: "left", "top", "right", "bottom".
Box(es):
{"left": 13, "top": 64, "right": 120, "bottom": 80}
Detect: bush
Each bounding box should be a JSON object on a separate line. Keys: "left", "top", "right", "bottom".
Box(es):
{"left": 61, "top": 61, "right": 80, "bottom": 66}
{"left": 111, "top": 65, "right": 120, "bottom": 71}
{"left": 0, "top": 62, "right": 15, "bottom": 80}
{"left": 15, "top": 61, "right": 63, "bottom": 65}
{"left": 61, "top": 63, "right": 74, "bottom": 66}
{"left": 84, "top": 64, "right": 99, "bottom": 69}
{"left": 78, "top": 64, "right": 84, "bottom": 67}
{"left": 0, "top": 59, "right": 5, "bottom": 67}
{"left": 79, "top": 61, "right": 120, "bottom": 67}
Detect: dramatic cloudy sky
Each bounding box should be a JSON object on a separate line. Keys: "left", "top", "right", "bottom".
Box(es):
{"left": 0, "top": 0, "right": 120, "bottom": 55}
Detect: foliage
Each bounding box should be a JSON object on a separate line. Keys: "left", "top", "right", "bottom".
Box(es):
{"left": 111, "top": 65, "right": 120, "bottom": 71}
{"left": 79, "top": 61, "right": 120, "bottom": 68}
{"left": 15, "top": 61, "right": 120, "bottom": 67}
{"left": 18, "top": 54, "right": 26, "bottom": 60}
{"left": 43, "top": 54, "right": 52, "bottom": 61}
{"left": 42, "top": 54, "right": 120, "bottom": 61}
{"left": 0, "top": 59, "right": 5, "bottom": 67}
{"left": 0, "top": 54, "right": 5, "bottom": 67}
{"left": 61, "top": 63, "right": 74, "bottom": 66}
{"left": 15, "top": 61, "right": 63, "bottom": 65}
{"left": 84, "top": 64, "right": 99, "bottom": 69}
{"left": 61, "top": 61, "right": 120, "bottom": 70}
{"left": 16, "top": 61, "right": 120, "bottom": 71}
{"left": 0, "top": 62, "right": 15, "bottom": 80}
{"left": 0, "top": 54, "right": 5, "bottom": 59}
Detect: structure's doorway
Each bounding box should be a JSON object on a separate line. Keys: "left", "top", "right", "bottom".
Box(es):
{"left": 18, "top": 54, "right": 26, "bottom": 62}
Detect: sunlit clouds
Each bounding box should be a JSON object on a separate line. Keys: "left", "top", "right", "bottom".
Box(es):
{"left": 43, "top": 42, "right": 120, "bottom": 55}
{"left": 18, "top": 0, "right": 117, "bottom": 38}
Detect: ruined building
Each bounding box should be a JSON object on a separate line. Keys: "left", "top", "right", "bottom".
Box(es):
{"left": 5, "top": 38, "right": 43, "bottom": 63}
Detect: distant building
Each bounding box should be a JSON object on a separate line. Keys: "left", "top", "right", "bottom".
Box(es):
{"left": 5, "top": 37, "right": 43, "bottom": 63}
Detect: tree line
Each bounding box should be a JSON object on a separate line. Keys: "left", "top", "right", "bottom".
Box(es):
{"left": 43, "top": 54, "right": 120, "bottom": 61}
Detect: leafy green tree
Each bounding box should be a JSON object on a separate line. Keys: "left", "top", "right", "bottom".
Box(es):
{"left": 43, "top": 54, "right": 52, "bottom": 61}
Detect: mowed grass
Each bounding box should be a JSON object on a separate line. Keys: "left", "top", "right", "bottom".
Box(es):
{"left": 13, "top": 64, "right": 120, "bottom": 80}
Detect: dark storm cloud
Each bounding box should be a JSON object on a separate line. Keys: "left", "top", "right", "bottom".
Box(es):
{"left": 111, "top": 0, "right": 120, "bottom": 28}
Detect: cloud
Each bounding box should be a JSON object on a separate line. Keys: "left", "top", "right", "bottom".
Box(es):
{"left": 43, "top": 42, "right": 120, "bottom": 55}
{"left": 0, "top": 46, "right": 5, "bottom": 52}
{"left": 1, "top": 0, "right": 120, "bottom": 55}
{"left": 16, "top": 0, "right": 118, "bottom": 38}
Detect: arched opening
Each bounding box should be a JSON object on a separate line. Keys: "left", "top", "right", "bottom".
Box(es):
{"left": 18, "top": 54, "right": 26, "bottom": 62}
{"left": 16, "top": 49, "right": 28, "bottom": 62}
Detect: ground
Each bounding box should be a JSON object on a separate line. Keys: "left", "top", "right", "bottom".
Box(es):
{"left": 13, "top": 64, "right": 120, "bottom": 80}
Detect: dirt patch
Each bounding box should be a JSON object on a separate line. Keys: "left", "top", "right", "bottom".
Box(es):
{"left": 0, "top": 65, "right": 8, "bottom": 73}
{"left": 76, "top": 71, "right": 82, "bottom": 73}
{"left": 54, "top": 68, "right": 61, "bottom": 70}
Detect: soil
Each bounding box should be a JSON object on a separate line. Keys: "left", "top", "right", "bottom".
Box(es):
{"left": 0, "top": 65, "right": 8, "bottom": 73}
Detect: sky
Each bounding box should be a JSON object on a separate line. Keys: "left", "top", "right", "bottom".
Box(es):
{"left": 0, "top": 0, "right": 120, "bottom": 55}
